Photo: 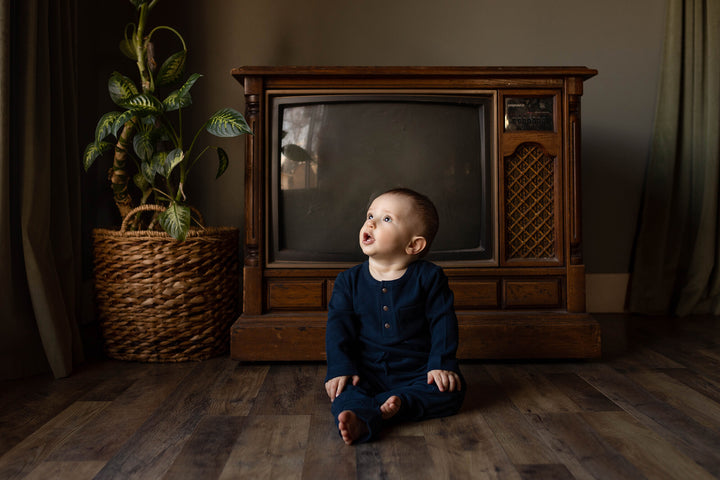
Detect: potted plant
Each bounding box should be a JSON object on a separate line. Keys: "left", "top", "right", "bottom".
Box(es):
{"left": 84, "top": 0, "right": 251, "bottom": 362}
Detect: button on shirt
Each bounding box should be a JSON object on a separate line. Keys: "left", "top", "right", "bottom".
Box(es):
{"left": 325, "top": 260, "right": 460, "bottom": 381}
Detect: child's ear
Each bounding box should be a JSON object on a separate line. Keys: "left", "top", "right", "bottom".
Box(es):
{"left": 406, "top": 236, "right": 427, "bottom": 256}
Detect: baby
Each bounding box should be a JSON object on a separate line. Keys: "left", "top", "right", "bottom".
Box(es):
{"left": 324, "top": 188, "right": 465, "bottom": 444}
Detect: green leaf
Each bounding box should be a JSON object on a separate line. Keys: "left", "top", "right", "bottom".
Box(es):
{"left": 112, "top": 110, "right": 136, "bottom": 138}
{"left": 164, "top": 148, "right": 185, "bottom": 177}
{"left": 83, "top": 141, "right": 114, "bottom": 171}
{"left": 133, "top": 130, "right": 155, "bottom": 161}
{"left": 156, "top": 51, "right": 186, "bottom": 86}
{"left": 133, "top": 171, "right": 150, "bottom": 191}
{"left": 159, "top": 202, "right": 191, "bottom": 241}
{"left": 216, "top": 147, "right": 229, "bottom": 178}
{"left": 140, "top": 158, "right": 156, "bottom": 184}
{"left": 163, "top": 89, "right": 191, "bottom": 112}
{"left": 121, "top": 93, "right": 164, "bottom": 115}
{"left": 206, "top": 108, "right": 253, "bottom": 138}
{"left": 163, "top": 73, "right": 201, "bottom": 112}
{"left": 178, "top": 73, "right": 202, "bottom": 96}
{"left": 94, "top": 112, "right": 121, "bottom": 143}
{"left": 150, "top": 151, "right": 167, "bottom": 178}
{"left": 108, "top": 71, "right": 139, "bottom": 106}
{"left": 119, "top": 37, "right": 136, "bottom": 60}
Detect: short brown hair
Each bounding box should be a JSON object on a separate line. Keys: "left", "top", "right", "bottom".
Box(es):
{"left": 382, "top": 188, "right": 439, "bottom": 257}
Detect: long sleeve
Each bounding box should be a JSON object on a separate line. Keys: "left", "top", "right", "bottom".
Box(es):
{"left": 325, "top": 271, "right": 360, "bottom": 381}
{"left": 424, "top": 267, "right": 460, "bottom": 373}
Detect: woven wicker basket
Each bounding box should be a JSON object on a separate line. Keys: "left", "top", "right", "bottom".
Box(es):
{"left": 92, "top": 205, "right": 239, "bottom": 362}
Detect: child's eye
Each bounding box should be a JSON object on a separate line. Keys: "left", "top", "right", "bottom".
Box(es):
{"left": 383, "top": 216, "right": 392, "bottom": 223}
{"left": 367, "top": 214, "right": 374, "bottom": 220}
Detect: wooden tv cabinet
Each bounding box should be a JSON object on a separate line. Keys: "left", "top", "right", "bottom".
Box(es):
{"left": 230, "top": 66, "right": 600, "bottom": 361}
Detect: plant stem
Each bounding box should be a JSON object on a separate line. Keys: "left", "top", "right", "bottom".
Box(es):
{"left": 110, "top": 120, "right": 137, "bottom": 222}
{"left": 135, "top": 4, "right": 154, "bottom": 93}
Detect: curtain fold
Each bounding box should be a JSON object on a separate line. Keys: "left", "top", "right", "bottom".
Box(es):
{"left": 0, "top": 0, "right": 83, "bottom": 379}
{"left": 628, "top": 0, "right": 720, "bottom": 315}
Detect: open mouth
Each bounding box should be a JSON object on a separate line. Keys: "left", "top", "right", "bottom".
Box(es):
{"left": 362, "top": 231, "right": 374, "bottom": 245}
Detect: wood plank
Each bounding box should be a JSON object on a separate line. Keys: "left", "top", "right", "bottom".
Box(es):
{"left": 206, "top": 363, "right": 269, "bottom": 416}
{"left": 485, "top": 365, "right": 581, "bottom": 414}
{"left": 301, "top": 386, "right": 357, "bottom": 478}
{"left": 662, "top": 367, "right": 720, "bottom": 405}
{"left": 0, "top": 401, "right": 110, "bottom": 479}
{"left": 515, "top": 464, "right": 574, "bottom": 480}
{"left": 357, "top": 436, "right": 433, "bottom": 480}
{"left": 629, "top": 371, "right": 720, "bottom": 430}
{"left": 422, "top": 413, "right": 522, "bottom": 480}
{"left": 465, "top": 365, "right": 558, "bottom": 465}
{"left": 579, "top": 363, "right": 720, "bottom": 476}
{"left": 0, "top": 362, "right": 124, "bottom": 456}
{"left": 301, "top": 409, "right": 357, "bottom": 479}
{"left": 527, "top": 412, "right": 645, "bottom": 480}
{"left": 22, "top": 460, "right": 106, "bottom": 480}
{"left": 606, "top": 345, "right": 685, "bottom": 372}
{"left": 218, "top": 415, "right": 310, "bottom": 479}
{"left": 543, "top": 372, "right": 622, "bottom": 412}
{"left": 44, "top": 362, "right": 195, "bottom": 462}
{"left": 583, "top": 411, "right": 716, "bottom": 480}
{"left": 92, "top": 357, "right": 236, "bottom": 479}
{"left": 249, "top": 364, "right": 323, "bottom": 415}
{"left": 162, "top": 415, "right": 245, "bottom": 480}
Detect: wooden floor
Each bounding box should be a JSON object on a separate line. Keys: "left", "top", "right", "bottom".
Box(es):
{"left": 2, "top": 314, "right": 720, "bottom": 479}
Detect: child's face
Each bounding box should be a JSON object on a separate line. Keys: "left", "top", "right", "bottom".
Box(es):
{"left": 359, "top": 193, "right": 423, "bottom": 261}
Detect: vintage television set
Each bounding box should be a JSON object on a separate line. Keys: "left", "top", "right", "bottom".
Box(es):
{"left": 230, "top": 66, "right": 600, "bottom": 360}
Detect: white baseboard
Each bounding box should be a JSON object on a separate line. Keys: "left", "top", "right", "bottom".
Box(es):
{"left": 586, "top": 273, "right": 629, "bottom": 313}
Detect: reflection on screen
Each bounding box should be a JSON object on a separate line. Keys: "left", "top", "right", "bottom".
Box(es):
{"left": 273, "top": 98, "right": 493, "bottom": 264}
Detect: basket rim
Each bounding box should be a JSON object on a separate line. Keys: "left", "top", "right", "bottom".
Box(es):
{"left": 92, "top": 225, "right": 239, "bottom": 240}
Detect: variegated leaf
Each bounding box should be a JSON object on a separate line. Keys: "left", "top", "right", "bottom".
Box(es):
{"left": 159, "top": 202, "right": 191, "bottom": 241}
{"left": 206, "top": 108, "right": 252, "bottom": 138}
{"left": 83, "top": 141, "right": 114, "bottom": 171}
{"left": 122, "top": 93, "right": 164, "bottom": 115}
{"left": 108, "top": 71, "right": 139, "bottom": 106}
{"left": 94, "top": 112, "right": 121, "bottom": 143}
{"left": 112, "top": 110, "right": 135, "bottom": 138}
{"left": 216, "top": 147, "right": 229, "bottom": 178}
{"left": 163, "top": 89, "right": 191, "bottom": 112}
{"left": 163, "top": 73, "right": 201, "bottom": 111}
{"left": 133, "top": 130, "right": 155, "bottom": 161}
{"left": 119, "top": 37, "right": 136, "bottom": 60}
{"left": 133, "top": 171, "right": 150, "bottom": 191}
{"left": 140, "top": 158, "right": 156, "bottom": 184}
{"left": 156, "top": 51, "right": 186, "bottom": 86}
{"left": 152, "top": 151, "right": 168, "bottom": 178}
{"left": 164, "top": 148, "right": 185, "bottom": 177}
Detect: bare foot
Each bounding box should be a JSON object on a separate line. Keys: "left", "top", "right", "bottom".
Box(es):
{"left": 380, "top": 395, "right": 402, "bottom": 420}
{"left": 338, "top": 410, "right": 368, "bottom": 445}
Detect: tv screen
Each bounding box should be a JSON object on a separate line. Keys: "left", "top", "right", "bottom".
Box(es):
{"left": 269, "top": 94, "right": 495, "bottom": 265}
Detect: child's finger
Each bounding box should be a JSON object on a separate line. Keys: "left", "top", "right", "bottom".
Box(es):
{"left": 325, "top": 381, "right": 336, "bottom": 400}
{"left": 436, "top": 372, "right": 446, "bottom": 391}
{"left": 335, "top": 377, "right": 347, "bottom": 398}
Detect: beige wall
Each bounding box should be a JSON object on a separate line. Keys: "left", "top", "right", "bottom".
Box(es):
{"left": 79, "top": 0, "right": 667, "bottom": 278}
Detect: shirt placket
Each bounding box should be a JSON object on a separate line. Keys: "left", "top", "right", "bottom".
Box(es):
{"left": 379, "top": 283, "right": 392, "bottom": 374}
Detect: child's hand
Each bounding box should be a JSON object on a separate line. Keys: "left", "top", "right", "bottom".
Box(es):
{"left": 427, "top": 369, "right": 462, "bottom": 392}
{"left": 325, "top": 375, "right": 360, "bottom": 402}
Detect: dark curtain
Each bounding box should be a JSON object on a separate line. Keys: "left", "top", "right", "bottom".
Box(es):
{"left": 0, "top": 0, "right": 83, "bottom": 379}
{"left": 628, "top": 0, "right": 720, "bottom": 315}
